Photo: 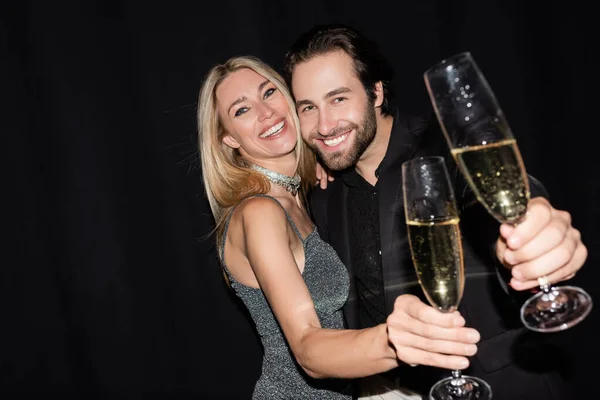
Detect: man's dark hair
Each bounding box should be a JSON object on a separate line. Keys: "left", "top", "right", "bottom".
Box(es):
{"left": 283, "top": 24, "right": 396, "bottom": 116}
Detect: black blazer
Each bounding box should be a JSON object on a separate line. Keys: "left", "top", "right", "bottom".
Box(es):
{"left": 308, "top": 112, "right": 572, "bottom": 399}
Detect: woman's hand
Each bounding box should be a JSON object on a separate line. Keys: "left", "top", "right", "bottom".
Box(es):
{"left": 316, "top": 162, "right": 334, "bottom": 189}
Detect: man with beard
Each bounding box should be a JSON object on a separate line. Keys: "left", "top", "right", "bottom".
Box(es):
{"left": 283, "top": 24, "right": 585, "bottom": 399}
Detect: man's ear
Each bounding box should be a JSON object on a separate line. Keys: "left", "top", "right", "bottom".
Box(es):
{"left": 374, "top": 81, "right": 384, "bottom": 108}
{"left": 222, "top": 134, "right": 241, "bottom": 149}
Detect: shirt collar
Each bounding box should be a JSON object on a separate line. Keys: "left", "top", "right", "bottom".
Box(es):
{"left": 342, "top": 107, "right": 431, "bottom": 185}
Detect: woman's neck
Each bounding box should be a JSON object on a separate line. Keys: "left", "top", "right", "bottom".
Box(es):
{"left": 246, "top": 154, "right": 297, "bottom": 178}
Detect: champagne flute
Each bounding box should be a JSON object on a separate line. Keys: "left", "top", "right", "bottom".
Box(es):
{"left": 402, "top": 156, "right": 492, "bottom": 400}
{"left": 423, "top": 51, "right": 592, "bottom": 332}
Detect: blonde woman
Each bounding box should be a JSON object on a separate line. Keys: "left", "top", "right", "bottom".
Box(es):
{"left": 197, "top": 56, "right": 478, "bottom": 399}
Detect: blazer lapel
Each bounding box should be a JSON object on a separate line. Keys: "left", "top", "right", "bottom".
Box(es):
{"left": 377, "top": 114, "right": 436, "bottom": 313}
{"left": 327, "top": 183, "right": 361, "bottom": 328}
{"left": 327, "top": 183, "right": 351, "bottom": 269}
{"left": 378, "top": 168, "right": 413, "bottom": 314}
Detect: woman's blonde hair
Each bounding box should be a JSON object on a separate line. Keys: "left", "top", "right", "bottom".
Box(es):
{"left": 197, "top": 55, "right": 316, "bottom": 254}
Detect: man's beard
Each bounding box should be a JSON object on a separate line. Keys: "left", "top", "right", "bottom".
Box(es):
{"left": 311, "top": 101, "right": 377, "bottom": 171}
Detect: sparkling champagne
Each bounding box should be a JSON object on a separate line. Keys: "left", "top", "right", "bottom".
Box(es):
{"left": 407, "top": 217, "right": 465, "bottom": 312}
{"left": 451, "top": 138, "right": 529, "bottom": 223}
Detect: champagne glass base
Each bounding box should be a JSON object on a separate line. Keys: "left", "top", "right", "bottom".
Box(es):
{"left": 429, "top": 375, "right": 492, "bottom": 400}
{"left": 520, "top": 285, "right": 593, "bottom": 333}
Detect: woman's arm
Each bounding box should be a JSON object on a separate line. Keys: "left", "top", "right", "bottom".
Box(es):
{"left": 240, "top": 197, "right": 397, "bottom": 379}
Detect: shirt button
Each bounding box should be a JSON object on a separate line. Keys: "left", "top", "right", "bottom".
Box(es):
{"left": 378, "top": 250, "right": 382, "bottom": 255}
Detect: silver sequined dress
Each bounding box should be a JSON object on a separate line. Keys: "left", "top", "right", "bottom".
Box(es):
{"left": 221, "top": 195, "right": 352, "bottom": 399}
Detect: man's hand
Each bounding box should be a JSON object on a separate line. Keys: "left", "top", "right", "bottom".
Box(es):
{"left": 496, "top": 197, "right": 587, "bottom": 291}
{"left": 386, "top": 295, "right": 480, "bottom": 370}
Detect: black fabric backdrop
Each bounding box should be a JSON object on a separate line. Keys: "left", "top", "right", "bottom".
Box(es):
{"left": 3, "top": 1, "right": 598, "bottom": 398}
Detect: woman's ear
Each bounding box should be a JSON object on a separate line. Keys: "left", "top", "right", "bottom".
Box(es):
{"left": 222, "top": 134, "right": 241, "bottom": 149}
{"left": 374, "top": 81, "right": 384, "bottom": 108}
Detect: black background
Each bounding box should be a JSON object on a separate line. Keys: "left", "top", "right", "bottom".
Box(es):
{"left": 3, "top": 1, "right": 598, "bottom": 398}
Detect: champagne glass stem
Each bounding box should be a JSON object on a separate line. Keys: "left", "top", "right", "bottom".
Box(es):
{"left": 451, "top": 369, "right": 464, "bottom": 382}
{"left": 448, "top": 370, "right": 469, "bottom": 395}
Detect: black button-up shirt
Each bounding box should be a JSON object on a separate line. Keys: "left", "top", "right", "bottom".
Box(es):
{"left": 343, "top": 170, "right": 387, "bottom": 327}
{"left": 341, "top": 109, "right": 428, "bottom": 327}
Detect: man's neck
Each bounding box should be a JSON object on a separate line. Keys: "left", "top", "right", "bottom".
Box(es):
{"left": 355, "top": 112, "right": 394, "bottom": 186}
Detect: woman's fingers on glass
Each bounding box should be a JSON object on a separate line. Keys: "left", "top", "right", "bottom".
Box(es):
{"left": 394, "top": 346, "right": 471, "bottom": 370}
{"left": 390, "top": 331, "right": 478, "bottom": 356}
{"left": 388, "top": 306, "right": 480, "bottom": 343}
{"left": 393, "top": 295, "right": 464, "bottom": 327}
{"left": 390, "top": 317, "right": 480, "bottom": 344}
{"left": 410, "top": 321, "right": 480, "bottom": 343}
